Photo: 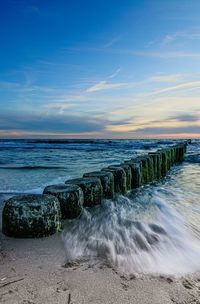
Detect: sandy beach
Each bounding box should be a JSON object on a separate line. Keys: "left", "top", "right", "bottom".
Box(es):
{"left": 1, "top": 214, "right": 200, "bottom": 304}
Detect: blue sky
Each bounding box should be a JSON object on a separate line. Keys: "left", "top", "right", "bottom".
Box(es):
{"left": 0, "top": 0, "right": 200, "bottom": 138}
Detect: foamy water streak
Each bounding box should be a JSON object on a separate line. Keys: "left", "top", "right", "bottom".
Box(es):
{"left": 0, "top": 175, "right": 71, "bottom": 194}
{"left": 63, "top": 183, "right": 200, "bottom": 276}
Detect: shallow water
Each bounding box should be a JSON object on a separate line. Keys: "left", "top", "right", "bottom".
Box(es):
{"left": 0, "top": 138, "right": 200, "bottom": 275}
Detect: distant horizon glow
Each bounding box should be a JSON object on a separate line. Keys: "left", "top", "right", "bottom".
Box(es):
{"left": 0, "top": 0, "right": 200, "bottom": 138}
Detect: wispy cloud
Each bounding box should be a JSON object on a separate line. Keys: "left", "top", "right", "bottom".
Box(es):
{"left": 172, "top": 114, "right": 200, "bottom": 122}
{"left": 162, "top": 32, "right": 184, "bottom": 46}
{"left": 43, "top": 103, "right": 77, "bottom": 115}
{"left": 150, "top": 74, "right": 183, "bottom": 83}
{"left": 133, "top": 51, "right": 200, "bottom": 59}
{"left": 144, "top": 80, "right": 200, "bottom": 96}
{"left": 64, "top": 45, "right": 200, "bottom": 59}
{"left": 145, "top": 30, "right": 200, "bottom": 49}
{"left": 86, "top": 80, "right": 127, "bottom": 93}
{"left": 104, "top": 36, "right": 121, "bottom": 48}
{"left": 132, "top": 125, "right": 200, "bottom": 135}
{"left": 162, "top": 31, "right": 200, "bottom": 46}
{"left": 108, "top": 68, "right": 121, "bottom": 79}
{"left": 18, "top": 85, "right": 55, "bottom": 93}
{"left": 54, "top": 94, "right": 90, "bottom": 103}
{"left": 0, "top": 79, "right": 55, "bottom": 94}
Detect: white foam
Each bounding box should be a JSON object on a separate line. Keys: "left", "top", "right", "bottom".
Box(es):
{"left": 62, "top": 190, "right": 200, "bottom": 276}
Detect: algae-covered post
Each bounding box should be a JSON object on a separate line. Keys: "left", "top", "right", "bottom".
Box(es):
{"left": 2, "top": 194, "right": 61, "bottom": 238}
{"left": 43, "top": 184, "right": 84, "bottom": 219}
{"left": 108, "top": 164, "right": 132, "bottom": 191}
{"left": 159, "top": 150, "right": 168, "bottom": 176}
{"left": 65, "top": 177, "right": 103, "bottom": 207}
{"left": 133, "top": 156, "right": 149, "bottom": 185}
{"left": 148, "top": 152, "right": 162, "bottom": 180}
{"left": 124, "top": 160, "right": 142, "bottom": 188}
{"left": 146, "top": 155, "right": 155, "bottom": 182}
{"left": 177, "top": 144, "right": 185, "bottom": 162}
{"left": 102, "top": 167, "right": 127, "bottom": 195}
{"left": 83, "top": 171, "right": 114, "bottom": 199}
{"left": 2, "top": 142, "right": 188, "bottom": 238}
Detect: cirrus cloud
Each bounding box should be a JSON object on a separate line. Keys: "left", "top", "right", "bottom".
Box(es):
{"left": 86, "top": 80, "right": 128, "bottom": 93}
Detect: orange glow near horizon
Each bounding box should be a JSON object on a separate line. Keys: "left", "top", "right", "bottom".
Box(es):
{"left": 0, "top": 130, "right": 199, "bottom": 139}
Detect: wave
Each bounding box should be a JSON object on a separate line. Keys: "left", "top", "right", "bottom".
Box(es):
{"left": 185, "top": 154, "right": 200, "bottom": 163}
{"left": 62, "top": 188, "right": 200, "bottom": 276}
{"left": 0, "top": 175, "right": 71, "bottom": 195}
{"left": 0, "top": 139, "right": 180, "bottom": 151}
{"left": 0, "top": 165, "right": 66, "bottom": 170}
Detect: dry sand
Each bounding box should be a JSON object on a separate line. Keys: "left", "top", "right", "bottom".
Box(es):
{"left": 0, "top": 197, "right": 200, "bottom": 304}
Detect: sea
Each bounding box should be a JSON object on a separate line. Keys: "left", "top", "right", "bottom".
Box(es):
{"left": 0, "top": 138, "right": 200, "bottom": 275}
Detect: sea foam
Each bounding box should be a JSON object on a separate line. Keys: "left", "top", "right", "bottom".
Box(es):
{"left": 62, "top": 185, "right": 200, "bottom": 276}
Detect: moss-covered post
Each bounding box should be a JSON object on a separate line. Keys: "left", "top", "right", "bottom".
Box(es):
{"left": 158, "top": 149, "right": 168, "bottom": 176}
{"left": 165, "top": 149, "right": 171, "bottom": 170}
{"left": 134, "top": 156, "right": 149, "bottom": 185}
{"left": 148, "top": 152, "right": 162, "bottom": 180}
{"left": 65, "top": 177, "right": 103, "bottom": 207}
{"left": 102, "top": 167, "right": 127, "bottom": 195}
{"left": 43, "top": 184, "right": 84, "bottom": 219}
{"left": 146, "top": 155, "right": 154, "bottom": 182}
{"left": 171, "top": 147, "right": 176, "bottom": 165}
{"left": 83, "top": 171, "right": 114, "bottom": 199}
{"left": 124, "top": 160, "right": 142, "bottom": 188}
{"left": 108, "top": 164, "right": 132, "bottom": 191}
{"left": 178, "top": 145, "right": 184, "bottom": 162}
{"left": 2, "top": 194, "right": 61, "bottom": 238}
{"left": 169, "top": 148, "right": 173, "bottom": 167}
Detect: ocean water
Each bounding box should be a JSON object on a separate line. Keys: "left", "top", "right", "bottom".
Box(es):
{"left": 0, "top": 139, "right": 200, "bottom": 275}
{"left": 0, "top": 138, "right": 173, "bottom": 194}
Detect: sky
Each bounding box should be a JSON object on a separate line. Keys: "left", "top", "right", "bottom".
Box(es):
{"left": 0, "top": 0, "right": 200, "bottom": 139}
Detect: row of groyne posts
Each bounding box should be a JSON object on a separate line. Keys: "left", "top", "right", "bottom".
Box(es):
{"left": 2, "top": 142, "right": 189, "bottom": 238}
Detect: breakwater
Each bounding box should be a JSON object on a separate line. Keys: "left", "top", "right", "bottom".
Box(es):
{"left": 2, "top": 142, "right": 188, "bottom": 238}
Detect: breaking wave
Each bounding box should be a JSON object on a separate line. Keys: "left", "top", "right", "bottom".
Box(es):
{"left": 62, "top": 185, "right": 200, "bottom": 276}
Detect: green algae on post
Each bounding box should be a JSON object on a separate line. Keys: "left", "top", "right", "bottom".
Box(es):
{"left": 2, "top": 194, "right": 61, "bottom": 238}
{"left": 43, "top": 184, "right": 84, "bottom": 219}
{"left": 124, "top": 160, "right": 142, "bottom": 188}
{"left": 83, "top": 171, "right": 114, "bottom": 199}
{"left": 65, "top": 177, "right": 103, "bottom": 207}
{"left": 109, "top": 164, "right": 132, "bottom": 191}
{"left": 102, "top": 167, "right": 127, "bottom": 195}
